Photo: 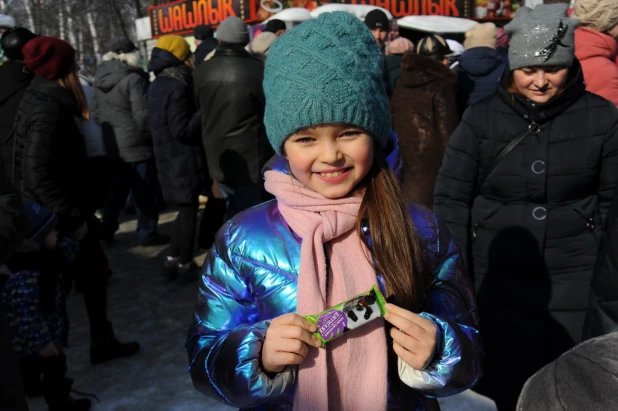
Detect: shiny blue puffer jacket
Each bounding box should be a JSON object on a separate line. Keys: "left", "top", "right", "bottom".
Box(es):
{"left": 186, "top": 158, "right": 482, "bottom": 410}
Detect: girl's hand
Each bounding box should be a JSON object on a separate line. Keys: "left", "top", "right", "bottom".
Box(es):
{"left": 384, "top": 304, "right": 438, "bottom": 370}
{"left": 262, "top": 313, "right": 322, "bottom": 374}
{"left": 39, "top": 341, "right": 60, "bottom": 357}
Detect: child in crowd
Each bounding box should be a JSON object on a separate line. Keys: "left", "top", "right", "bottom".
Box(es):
{"left": 1, "top": 202, "right": 90, "bottom": 411}
{"left": 186, "top": 12, "right": 482, "bottom": 409}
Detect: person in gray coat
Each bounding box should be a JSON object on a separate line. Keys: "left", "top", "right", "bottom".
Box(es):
{"left": 92, "top": 36, "right": 167, "bottom": 246}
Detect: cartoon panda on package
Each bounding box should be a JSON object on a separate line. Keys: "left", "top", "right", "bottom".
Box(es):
{"left": 304, "top": 285, "right": 387, "bottom": 346}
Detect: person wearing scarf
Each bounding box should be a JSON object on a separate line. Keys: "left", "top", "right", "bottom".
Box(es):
{"left": 186, "top": 12, "right": 482, "bottom": 410}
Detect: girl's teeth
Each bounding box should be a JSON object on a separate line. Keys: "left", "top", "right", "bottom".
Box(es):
{"left": 322, "top": 171, "right": 343, "bottom": 178}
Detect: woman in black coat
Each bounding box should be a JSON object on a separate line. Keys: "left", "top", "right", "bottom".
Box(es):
{"left": 148, "top": 36, "right": 205, "bottom": 285}
{"left": 14, "top": 37, "right": 140, "bottom": 371}
{"left": 433, "top": 5, "right": 618, "bottom": 410}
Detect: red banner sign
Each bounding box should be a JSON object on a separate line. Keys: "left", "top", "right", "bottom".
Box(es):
{"left": 148, "top": 0, "right": 472, "bottom": 38}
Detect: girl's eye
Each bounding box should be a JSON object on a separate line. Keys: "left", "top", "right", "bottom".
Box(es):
{"left": 294, "top": 137, "right": 314, "bottom": 144}
{"left": 340, "top": 130, "right": 362, "bottom": 138}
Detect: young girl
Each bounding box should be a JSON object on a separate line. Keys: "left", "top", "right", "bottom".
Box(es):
{"left": 2, "top": 202, "right": 90, "bottom": 411}
{"left": 186, "top": 12, "right": 482, "bottom": 410}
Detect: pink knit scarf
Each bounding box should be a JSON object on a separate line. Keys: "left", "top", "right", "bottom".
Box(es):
{"left": 264, "top": 170, "right": 388, "bottom": 411}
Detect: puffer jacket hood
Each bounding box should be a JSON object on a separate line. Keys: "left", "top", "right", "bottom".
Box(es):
{"left": 400, "top": 52, "right": 457, "bottom": 88}
{"left": 458, "top": 47, "right": 503, "bottom": 77}
{"left": 95, "top": 59, "right": 144, "bottom": 93}
{"left": 91, "top": 57, "right": 151, "bottom": 163}
{"left": 147, "top": 47, "right": 183, "bottom": 74}
{"left": 0, "top": 61, "right": 33, "bottom": 105}
{"left": 575, "top": 27, "right": 618, "bottom": 107}
{"left": 576, "top": 27, "right": 618, "bottom": 62}
{"left": 457, "top": 46, "right": 507, "bottom": 110}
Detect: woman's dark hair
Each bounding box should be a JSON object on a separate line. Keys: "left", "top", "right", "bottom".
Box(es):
{"left": 357, "top": 148, "right": 428, "bottom": 312}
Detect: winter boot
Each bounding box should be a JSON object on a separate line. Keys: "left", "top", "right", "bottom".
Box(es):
{"left": 161, "top": 256, "right": 180, "bottom": 280}
{"left": 20, "top": 356, "right": 44, "bottom": 398}
{"left": 91, "top": 321, "right": 140, "bottom": 365}
{"left": 42, "top": 355, "right": 91, "bottom": 411}
{"left": 197, "top": 197, "right": 227, "bottom": 250}
{"left": 175, "top": 261, "right": 200, "bottom": 285}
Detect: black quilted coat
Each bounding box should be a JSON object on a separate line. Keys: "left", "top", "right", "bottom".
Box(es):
{"left": 584, "top": 187, "right": 618, "bottom": 339}
{"left": 13, "top": 76, "right": 89, "bottom": 233}
{"left": 0, "top": 61, "right": 33, "bottom": 180}
{"left": 434, "top": 62, "right": 618, "bottom": 409}
{"left": 148, "top": 48, "right": 206, "bottom": 205}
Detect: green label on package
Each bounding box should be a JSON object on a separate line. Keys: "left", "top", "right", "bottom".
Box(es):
{"left": 304, "top": 285, "right": 387, "bottom": 347}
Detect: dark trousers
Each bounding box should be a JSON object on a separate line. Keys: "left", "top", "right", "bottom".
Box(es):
{"left": 20, "top": 353, "right": 69, "bottom": 408}
{"left": 102, "top": 158, "right": 159, "bottom": 240}
{"left": 85, "top": 156, "right": 111, "bottom": 211}
{"left": 64, "top": 216, "right": 113, "bottom": 342}
{"left": 197, "top": 197, "right": 227, "bottom": 250}
{"left": 169, "top": 202, "right": 199, "bottom": 264}
{"left": 217, "top": 182, "right": 270, "bottom": 220}
{"left": 0, "top": 302, "right": 28, "bottom": 411}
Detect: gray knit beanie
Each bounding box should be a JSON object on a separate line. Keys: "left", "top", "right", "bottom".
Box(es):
{"left": 216, "top": 16, "right": 249, "bottom": 45}
{"left": 517, "top": 332, "right": 618, "bottom": 410}
{"left": 263, "top": 12, "right": 391, "bottom": 155}
{"left": 505, "top": 4, "right": 579, "bottom": 70}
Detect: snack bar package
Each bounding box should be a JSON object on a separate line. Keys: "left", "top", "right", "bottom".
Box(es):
{"left": 304, "top": 285, "right": 387, "bottom": 347}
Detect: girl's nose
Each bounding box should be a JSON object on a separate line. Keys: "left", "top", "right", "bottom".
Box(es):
{"left": 321, "top": 141, "right": 343, "bottom": 163}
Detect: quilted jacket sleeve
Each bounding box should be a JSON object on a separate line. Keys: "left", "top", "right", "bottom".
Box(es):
{"left": 596, "top": 103, "right": 618, "bottom": 222}
{"left": 433, "top": 107, "right": 481, "bottom": 272}
{"left": 399, "top": 213, "right": 482, "bottom": 397}
{"left": 584, "top": 185, "right": 618, "bottom": 339}
{"left": 21, "top": 105, "right": 83, "bottom": 227}
{"left": 186, "top": 220, "right": 295, "bottom": 408}
{"left": 127, "top": 73, "right": 149, "bottom": 141}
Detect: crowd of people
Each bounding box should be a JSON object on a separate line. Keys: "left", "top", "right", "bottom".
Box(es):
{"left": 1, "top": 0, "right": 618, "bottom": 410}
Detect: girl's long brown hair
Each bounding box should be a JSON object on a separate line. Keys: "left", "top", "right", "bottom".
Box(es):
{"left": 357, "top": 149, "right": 428, "bottom": 312}
{"left": 57, "top": 71, "right": 90, "bottom": 120}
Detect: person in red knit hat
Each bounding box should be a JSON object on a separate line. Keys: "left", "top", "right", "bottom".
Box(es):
{"left": 14, "top": 36, "right": 140, "bottom": 386}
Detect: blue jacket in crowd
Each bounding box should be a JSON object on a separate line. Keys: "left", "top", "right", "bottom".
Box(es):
{"left": 457, "top": 47, "right": 507, "bottom": 112}
{"left": 186, "top": 156, "right": 482, "bottom": 410}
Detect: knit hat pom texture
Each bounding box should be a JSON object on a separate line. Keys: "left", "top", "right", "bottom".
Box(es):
{"left": 263, "top": 12, "right": 391, "bottom": 155}
{"left": 22, "top": 36, "right": 76, "bottom": 80}
{"left": 464, "top": 23, "right": 497, "bottom": 50}
{"left": 572, "top": 0, "right": 618, "bottom": 34}
{"left": 216, "top": 16, "right": 250, "bottom": 45}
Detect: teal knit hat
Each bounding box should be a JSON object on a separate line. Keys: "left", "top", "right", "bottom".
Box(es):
{"left": 263, "top": 12, "right": 391, "bottom": 155}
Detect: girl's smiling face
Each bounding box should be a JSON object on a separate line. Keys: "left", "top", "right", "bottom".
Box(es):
{"left": 283, "top": 124, "right": 374, "bottom": 199}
